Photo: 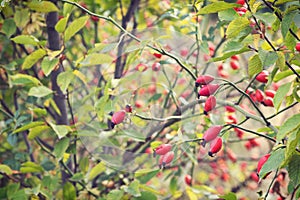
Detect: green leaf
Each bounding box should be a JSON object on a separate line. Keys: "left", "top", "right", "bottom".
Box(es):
{"left": 14, "top": 9, "right": 30, "bottom": 28}
{"left": 225, "top": 17, "right": 250, "bottom": 39}
{"left": 28, "top": 86, "right": 53, "bottom": 98}
{"left": 248, "top": 54, "right": 262, "bottom": 77}
{"left": 20, "top": 161, "right": 43, "bottom": 173}
{"left": 50, "top": 123, "right": 71, "bottom": 139}
{"left": 258, "top": 49, "right": 278, "bottom": 68}
{"left": 79, "top": 157, "right": 89, "bottom": 173}
{"left": 123, "top": 180, "right": 141, "bottom": 197}
{"left": 135, "top": 169, "right": 160, "bottom": 184}
{"left": 284, "top": 23, "right": 297, "bottom": 51}
{"left": 41, "top": 57, "right": 59, "bottom": 76}
{"left": 2, "top": 18, "right": 16, "bottom": 38}
{"left": 133, "top": 191, "right": 157, "bottom": 200}
{"left": 28, "top": 125, "right": 51, "bottom": 140}
{"left": 210, "top": 47, "right": 250, "bottom": 62}
{"left": 57, "top": 71, "right": 75, "bottom": 93}
{"left": 259, "top": 148, "right": 285, "bottom": 178}
{"left": 88, "top": 162, "right": 106, "bottom": 180}
{"left": 64, "top": 16, "right": 89, "bottom": 42}
{"left": 197, "top": 2, "right": 240, "bottom": 14}
{"left": 7, "top": 183, "right": 20, "bottom": 199}
{"left": 53, "top": 137, "right": 70, "bottom": 159}
{"left": 28, "top": 1, "right": 58, "bottom": 13}
{"left": 0, "top": 164, "right": 12, "bottom": 175}
{"left": 89, "top": 43, "right": 118, "bottom": 54}
{"left": 69, "top": 173, "right": 84, "bottom": 182}
{"left": 219, "top": 192, "right": 237, "bottom": 200}
{"left": 277, "top": 113, "right": 300, "bottom": 141}
{"left": 218, "top": 8, "right": 239, "bottom": 21}
{"left": 55, "top": 16, "right": 69, "bottom": 33}
{"left": 10, "top": 74, "right": 41, "bottom": 86}
{"left": 273, "top": 82, "right": 292, "bottom": 111}
{"left": 11, "top": 35, "right": 38, "bottom": 46}
{"left": 22, "top": 49, "right": 47, "bottom": 70}
{"left": 63, "top": 182, "right": 76, "bottom": 200}
{"left": 287, "top": 154, "right": 300, "bottom": 188}
{"left": 79, "top": 53, "right": 113, "bottom": 67}
{"left": 281, "top": 12, "right": 295, "bottom": 38}
{"left": 169, "top": 177, "right": 177, "bottom": 195}
{"left": 283, "top": 129, "right": 299, "bottom": 167}
{"left": 41, "top": 159, "right": 56, "bottom": 171}
{"left": 276, "top": 51, "right": 287, "bottom": 71}
{"left": 13, "top": 121, "right": 45, "bottom": 134}
{"left": 63, "top": 3, "right": 74, "bottom": 17}
{"left": 107, "top": 190, "right": 124, "bottom": 200}
{"left": 222, "top": 41, "right": 245, "bottom": 53}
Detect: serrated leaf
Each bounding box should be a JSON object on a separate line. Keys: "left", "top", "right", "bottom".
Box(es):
{"left": 90, "top": 43, "right": 118, "bottom": 54}
{"left": 287, "top": 154, "right": 300, "bottom": 188}
{"left": 283, "top": 130, "right": 299, "bottom": 167}
{"left": 88, "top": 162, "right": 106, "bottom": 180}
{"left": 197, "top": 2, "right": 240, "bottom": 14}
{"left": 64, "top": 16, "right": 89, "bottom": 41}
{"left": 50, "top": 123, "right": 71, "bottom": 139}
{"left": 107, "top": 190, "right": 124, "bottom": 200}
{"left": 2, "top": 18, "right": 16, "bottom": 38}
{"left": 284, "top": 24, "right": 297, "bottom": 51}
{"left": 248, "top": 54, "right": 262, "bottom": 77}
{"left": 276, "top": 51, "right": 287, "bottom": 71}
{"left": 28, "top": 1, "right": 58, "bottom": 13}
{"left": 79, "top": 53, "right": 113, "bottom": 67}
{"left": 11, "top": 35, "right": 39, "bottom": 46}
{"left": 57, "top": 71, "right": 75, "bottom": 93}
{"left": 281, "top": 12, "right": 295, "bottom": 38}
{"left": 20, "top": 161, "right": 43, "bottom": 173}
{"left": 135, "top": 169, "right": 160, "bottom": 184}
{"left": 41, "top": 57, "right": 60, "bottom": 76}
{"left": 0, "top": 164, "right": 13, "bottom": 175}
{"left": 63, "top": 182, "right": 76, "bottom": 200}
{"left": 258, "top": 49, "right": 278, "bottom": 68}
{"left": 277, "top": 113, "right": 300, "bottom": 141}
{"left": 14, "top": 9, "right": 30, "bottom": 29}
{"left": 28, "top": 125, "right": 50, "bottom": 140}
{"left": 133, "top": 191, "right": 157, "bottom": 200}
{"left": 218, "top": 8, "right": 239, "bottom": 21}
{"left": 273, "top": 82, "right": 292, "bottom": 111}
{"left": 53, "top": 138, "right": 70, "bottom": 159}
{"left": 222, "top": 41, "right": 245, "bottom": 53}
{"left": 28, "top": 86, "right": 53, "bottom": 98}
{"left": 274, "top": 69, "right": 300, "bottom": 82}
{"left": 226, "top": 17, "right": 249, "bottom": 39}
{"left": 123, "top": 180, "right": 141, "bottom": 197}
{"left": 13, "top": 121, "right": 45, "bottom": 134}
{"left": 131, "top": 116, "right": 147, "bottom": 127}
{"left": 22, "top": 49, "right": 47, "bottom": 70}
{"left": 210, "top": 47, "right": 250, "bottom": 62}
{"left": 259, "top": 148, "right": 285, "bottom": 178}
{"left": 10, "top": 74, "right": 41, "bottom": 86}
{"left": 55, "top": 16, "right": 69, "bottom": 33}
{"left": 69, "top": 173, "right": 84, "bottom": 182}
{"left": 219, "top": 192, "right": 237, "bottom": 200}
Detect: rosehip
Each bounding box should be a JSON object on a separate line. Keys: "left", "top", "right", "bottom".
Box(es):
{"left": 204, "top": 95, "right": 217, "bottom": 114}
{"left": 135, "top": 63, "right": 148, "bottom": 72}
{"left": 154, "top": 144, "right": 172, "bottom": 156}
{"left": 295, "top": 42, "right": 300, "bottom": 52}
{"left": 227, "top": 148, "right": 237, "bottom": 163}
{"left": 249, "top": 138, "right": 260, "bottom": 147}
{"left": 125, "top": 104, "right": 132, "bottom": 113}
{"left": 256, "top": 70, "right": 269, "bottom": 83}
{"left": 153, "top": 53, "right": 162, "bottom": 59}
{"left": 135, "top": 100, "right": 143, "bottom": 108}
{"left": 255, "top": 89, "right": 264, "bottom": 102}
{"left": 91, "top": 15, "right": 99, "bottom": 22}
{"left": 180, "top": 48, "right": 188, "bottom": 57}
{"left": 202, "top": 125, "right": 223, "bottom": 146}
{"left": 225, "top": 106, "right": 235, "bottom": 113}
{"left": 208, "top": 137, "right": 223, "bottom": 157}
{"left": 185, "top": 174, "right": 192, "bottom": 186}
{"left": 111, "top": 110, "right": 126, "bottom": 126}
{"left": 152, "top": 62, "right": 161, "bottom": 71}
{"left": 198, "top": 84, "right": 219, "bottom": 97}
{"left": 236, "top": 0, "right": 245, "bottom": 5}
{"left": 227, "top": 115, "right": 237, "bottom": 124}
{"left": 234, "top": 128, "right": 244, "bottom": 139}
{"left": 263, "top": 97, "right": 274, "bottom": 107}
{"left": 257, "top": 154, "right": 270, "bottom": 176}
{"left": 230, "top": 61, "right": 239, "bottom": 70}
{"left": 231, "top": 55, "right": 239, "bottom": 61}
{"left": 195, "top": 75, "right": 214, "bottom": 87}
{"left": 160, "top": 151, "right": 174, "bottom": 168}
{"left": 251, "top": 171, "right": 259, "bottom": 182}
{"left": 265, "top": 90, "right": 275, "bottom": 98}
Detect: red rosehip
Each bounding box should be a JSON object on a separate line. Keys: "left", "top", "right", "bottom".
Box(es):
{"left": 154, "top": 144, "right": 172, "bottom": 156}
{"left": 256, "top": 70, "right": 269, "bottom": 83}
{"left": 152, "top": 62, "right": 161, "bottom": 71}
{"left": 198, "top": 84, "right": 219, "bottom": 97}
{"left": 249, "top": 138, "right": 260, "bottom": 147}
{"left": 231, "top": 55, "right": 239, "bottom": 61}
{"left": 112, "top": 110, "right": 126, "bottom": 125}
{"left": 230, "top": 61, "right": 239, "bottom": 70}
{"left": 227, "top": 148, "right": 237, "bottom": 163}
{"left": 265, "top": 90, "right": 275, "bottom": 98}
{"left": 135, "top": 100, "right": 143, "bottom": 108}
{"left": 153, "top": 53, "right": 162, "bottom": 59}
{"left": 234, "top": 128, "right": 244, "bottom": 139}
{"left": 251, "top": 171, "right": 259, "bottom": 182}
{"left": 263, "top": 97, "right": 274, "bottom": 107}
{"left": 195, "top": 75, "right": 214, "bottom": 87}
{"left": 236, "top": 0, "right": 245, "bottom": 5}
{"left": 227, "top": 115, "right": 237, "bottom": 124}
{"left": 257, "top": 154, "right": 270, "bottom": 175}
{"left": 295, "top": 42, "right": 300, "bottom": 52}
{"left": 204, "top": 95, "right": 217, "bottom": 114}
{"left": 225, "top": 106, "right": 235, "bottom": 113}
{"left": 180, "top": 48, "right": 188, "bottom": 57}
{"left": 244, "top": 141, "right": 252, "bottom": 150}
{"left": 202, "top": 125, "right": 223, "bottom": 146}
{"left": 218, "top": 69, "right": 229, "bottom": 78}
{"left": 125, "top": 104, "right": 132, "bottom": 113}
{"left": 91, "top": 15, "right": 99, "bottom": 22}
{"left": 135, "top": 63, "right": 148, "bottom": 72}
{"left": 208, "top": 137, "right": 223, "bottom": 157}
{"left": 185, "top": 175, "right": 192, "bottom": 186}
{"left": 255, "top": 89, "right": 264, "bottom": 102}
{"left": 160, "top": 151, "right": 174, "bottom": 168}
